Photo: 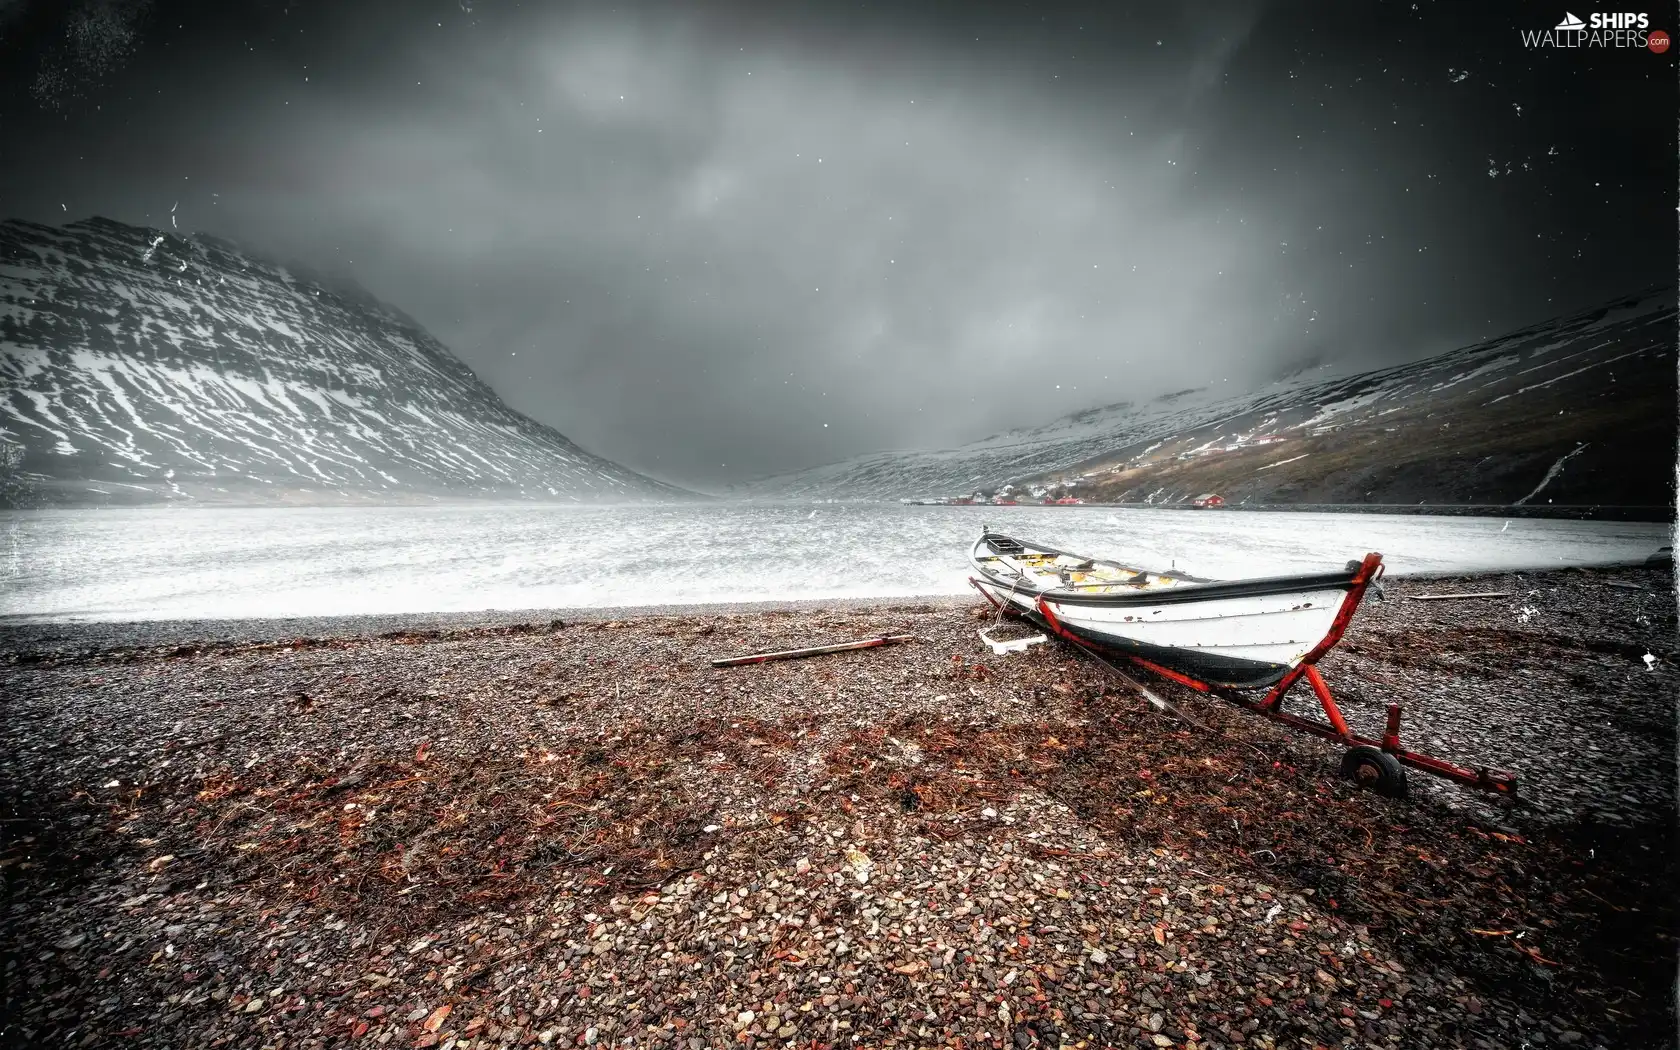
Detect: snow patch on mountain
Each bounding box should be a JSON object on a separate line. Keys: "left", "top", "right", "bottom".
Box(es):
{"left": 0, "top": 216, "right": 692, "bottom": 506}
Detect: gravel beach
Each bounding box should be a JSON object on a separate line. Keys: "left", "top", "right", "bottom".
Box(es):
{"left": 2, "top": 565, "right": 1675, "bottom": 1049}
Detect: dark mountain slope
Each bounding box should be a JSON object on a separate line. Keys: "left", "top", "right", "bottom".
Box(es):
{"left": 741, "top": 289, "right": 1677, "bottom": 512}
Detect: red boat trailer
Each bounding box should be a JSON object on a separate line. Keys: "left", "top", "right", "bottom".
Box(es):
{"left": 969, "top": 553, "right": 1517, "bottom": 797}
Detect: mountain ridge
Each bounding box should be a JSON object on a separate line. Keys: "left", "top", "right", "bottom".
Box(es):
{"left": 0, "top": 215, "right": 694, "bottom": 507}
{"left": 738, "top": 287, "right": 1678, "bottom": 509}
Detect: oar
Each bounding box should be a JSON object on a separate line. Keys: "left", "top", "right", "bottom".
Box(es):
{"left": 711, "top": 634, "right": 917, "bottom": 668}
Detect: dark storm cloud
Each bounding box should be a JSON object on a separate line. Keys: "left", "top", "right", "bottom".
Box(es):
{"left": 1, "top": 1, "right": 1674, "bottom": 488}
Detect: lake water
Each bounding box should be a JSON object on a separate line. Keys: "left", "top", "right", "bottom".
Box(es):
{"left": 0, "top": 503, "right": 1670, "bottom": 622}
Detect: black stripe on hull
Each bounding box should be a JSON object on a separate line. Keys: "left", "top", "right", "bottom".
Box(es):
{"left": 971, "top": 533, "right": 1359, "bottom": 608}
{"left": 1036, "top": 572, "right": 1357, "bottom": 608}
{"left": 974, "top": 565, "right": 1358, "bottom": 608}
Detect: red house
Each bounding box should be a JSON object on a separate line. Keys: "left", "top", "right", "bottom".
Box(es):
{"left": 1191, "top": 493, "right": 1226, "bottom": 509}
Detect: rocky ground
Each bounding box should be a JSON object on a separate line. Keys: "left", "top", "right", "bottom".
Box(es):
{"left": 2, "top": 566, "right": 1675, "bottom": 1049}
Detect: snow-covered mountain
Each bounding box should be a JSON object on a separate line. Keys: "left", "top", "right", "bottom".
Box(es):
{"left": 0, "top": 217, "right": 693, "bottom": 507}
{"left": 739, "top": 289, "right": 1677, "bottom": 508}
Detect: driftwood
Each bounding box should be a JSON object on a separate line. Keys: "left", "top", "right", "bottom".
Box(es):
{"left": 711, "top": 634, "right": 917, "bottom": 667}
{"left": 1408, "top": 592, "right": 1511, "bottom": 602}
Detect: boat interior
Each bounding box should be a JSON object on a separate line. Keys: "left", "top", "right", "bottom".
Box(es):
{"left": 973, "top": 533, "right": 1210, "bottom": 595}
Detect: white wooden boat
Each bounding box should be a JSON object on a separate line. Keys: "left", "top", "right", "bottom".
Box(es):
{"left": 968, "top": 529, "right": 1385, "bottom": 689}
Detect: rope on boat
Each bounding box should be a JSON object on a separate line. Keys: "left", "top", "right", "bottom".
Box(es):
{"left": 992, "top": 572, "right": 1024, "bottom": 629}
{"left": 978, "top": 571, "right": 1049, "bottom": 655}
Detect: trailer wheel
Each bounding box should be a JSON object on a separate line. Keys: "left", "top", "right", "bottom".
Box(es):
{"left": 1340, "top": 746, "right": 1408, "bottom": 799}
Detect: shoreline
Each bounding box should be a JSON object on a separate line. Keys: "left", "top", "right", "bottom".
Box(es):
{"left": 0, "top": 596, "right": 973, "bottom": 655}
{"left": 2, "top": 564, "right": 1674, "bottom": 1047}
{"left": 1, "top": 563, "right": 1671, "bottom": 651}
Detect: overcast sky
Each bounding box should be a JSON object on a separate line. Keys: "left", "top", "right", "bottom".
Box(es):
{"left": 2, "top": 0, "right": 1674, "bottom": 488}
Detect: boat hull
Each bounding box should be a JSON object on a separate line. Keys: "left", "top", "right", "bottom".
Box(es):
{"left": 969, "top": 533, "right": 1380, "bottom": 690}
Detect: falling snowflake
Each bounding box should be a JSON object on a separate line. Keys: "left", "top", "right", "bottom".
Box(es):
{"left": 29, "top": 0, "right": 155, "bottom": 112}
{"left": 1448, "top": 68, "right": 1470, "bottom": 83}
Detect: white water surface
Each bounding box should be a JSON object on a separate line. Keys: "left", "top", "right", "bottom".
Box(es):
{"left": 0, "top": 504, "right": 1670, "bottom": 622}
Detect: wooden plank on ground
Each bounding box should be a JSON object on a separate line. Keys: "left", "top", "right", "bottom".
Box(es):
{"left": 711, "top": 634, "right": 917, "bottom": 667}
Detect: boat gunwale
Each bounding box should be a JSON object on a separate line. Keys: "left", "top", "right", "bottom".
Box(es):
{"left": 969, "top": 532, "right": 1364, "bottom": 608}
